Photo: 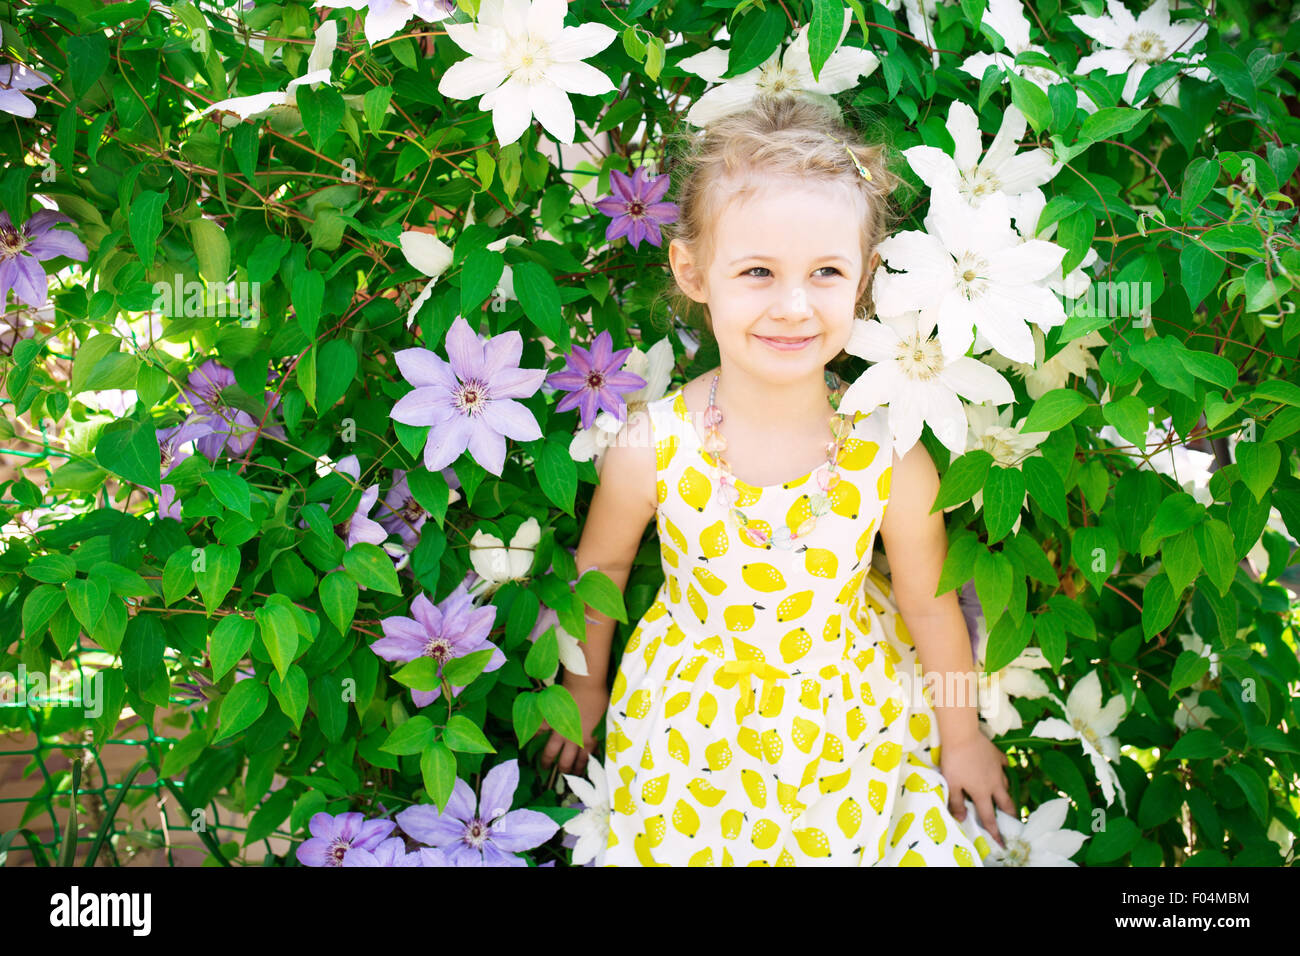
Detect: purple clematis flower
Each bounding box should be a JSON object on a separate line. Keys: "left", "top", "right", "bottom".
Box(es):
{"left": 181, "top": 358, "right": 285, "bottom": 460}
{"left": 594, "top": 165, "right": 678, "bottom": 251}
{"left": 389, "top": 315, "right": 546, "bottom": 477}
{"left": 156, "top": 419, "right": 208, "bottom": 521}
{"left": 369, "top": 575, "right": 504, "bottom": 709}
{"left": 0, "top": 61, "right": 52, "bottom": 119}
{"left": 546, "top": 329, "right": 647, "bottom": 429}
{"left": 296, "top": 811, "right": 396, "bottom": 867}
{"left": 341, "top": 836, "right": 428, "bottom": 867}
{"left": 396, "top": 759, "right": 560, "bottom": 866}
{"left": 334, "top": 454, "right": 388, "bottom": 549}
{"left": 377, "top": 469, "right": 428, "bottom": 550}
{"left": 0, "top": 209, "right": 88, "bottom": 309}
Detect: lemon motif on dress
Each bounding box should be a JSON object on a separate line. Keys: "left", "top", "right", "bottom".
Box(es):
{"left": 689, "top": 847, "right": 713, "bottom": 866}
{"left": 751, "top": 819, "right": 780, "bottom": 850}
{"left": 800, "top": 545, "right": 838, "bottom": 578}
{"left": 723, "top": 602, "right": 762, "bottom": 631}
{"left": 721, "top": 809, "right": 745, "bottom": 840}
{"left": 627, "top": 689, "right": 653, "bottom": 720}
{"left": 664, "top": 690, "right": 692, "bottom": 717}
{"left": 693, "top": 565, "right": 727, "bottom": 595}
{"left": 667, "top": 727, "right": 691, "bottom": 765}
{"left": 837, "top": 797, "right": 862, "bottom": 838}
{"left": 687, "top": 777, "right": 727, "bottom": 807}
{"left": 655, "top": 434, "right": 679, "bottom": 471}
{"left": 663, "top": 516, "right": 689, "bottom": 554}
{"left": 867, "top": 779, "right": 887, "bottom": 814}
{"left": 776, "top": 589, "right": 814, "bottom": 622}
{"left": 686, "top": 581, "right": 708, "bottom": 624}
{"left": 838, "top": 437, "right": 878, "bottom": 471}
{"left": 878, "top": 465, "right": 892, "bottom": 501}
{"left": 793, "top": 827, "right": 831, "bottom": 857}
{"left": 699, "top": 520, "right": 729, "bottom": 560}
{"left": 830, "top": 479, "right": 860, "bottom": 519}
{"left": 705, "top": 739, "right": 733, "bottom": 771}
{"left": 672, "top": 798, "right": 700, "bottom": 838}
{"left": 740, "top": 562, "right": 785, "bottom": 592}
{"left": 871, "top": 740, "right": 902, "bottom": 772}
{"left": 736, "top": 727, "right": 762, "bottom": 761}
{"left": 923, "top": 806, "right": 948, "bottom": 843}
{"left": 740, "top": 768, "right": 767, "bottom": 807}
{"left": 696, "top": 691, "right": 718, "bottom": 729}
{"left": 785, "top": 494, "right": 815, "bottom": 532}
{"left": 642, "top": 773, "right": 670, "bottom": 805}
{"left": 678, "top": 465, "right": 711, "bottom": 512}
{"left": 779, "top": 627, "right": 812, "bottom": 663}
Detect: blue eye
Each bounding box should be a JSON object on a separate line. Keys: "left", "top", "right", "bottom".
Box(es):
{"left": 744, "top": 267, "right": 842, "bottom": 278}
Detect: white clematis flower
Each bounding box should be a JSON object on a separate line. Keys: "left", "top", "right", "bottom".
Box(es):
{"left": 1069, "top": 0, "right": 1211, "bottom": 109}
{"left": 841, "top": 311, "right": 1015, "bottom": 457}
{"left": 437, "top": 0, "right": 618, "bottom": 147}
{"left": 560, "top": 759, "right": 611, "bottom": 866}
{"left": 968, "top": 610, "right": 1062, "bottom": 738}
{"left": 1097, "top": 415, "right": 1215, "bottom": 505}
{"left": 956, "top": 796, "right": 1088, "bottom": 866}
{"left": 676, "top": 9, "right": 879, "bottom": 128}
{"left": 201, "top": 20, "right": 338, "bottom": 126}
{"left": 959, "top": 0, "right": 1060, "bottom": 94}
{"left": 872, "top": 182, "right": 1068, "bottom": 365}
{"left": 469, "top": 515, "right": 541, "bottom": 592}
{"left": 399, "top": 223, "right": 525, "bottom": 328}
{"left": 569, "top": 336, "right": 675, "bottom": 466}
{"left": 983, "top": 325, "right": 1108, "bottom": 401}
{"left": 313, "top": 0, "right": 457, "bottom": 47}
{"left": 903, "top": 101, "right": 1061, "bottom": 211}
{"left": 1030, "top": 669, "right": 1129, "bottom": 811}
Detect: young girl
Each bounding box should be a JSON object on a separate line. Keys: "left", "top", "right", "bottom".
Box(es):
{"left": 541, "top": 96, "right": 1015, "bottom": 865}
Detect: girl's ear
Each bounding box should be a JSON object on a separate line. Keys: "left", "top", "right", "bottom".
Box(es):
{"left": 858, "top": 251, "right": 880, "bottom": 300}
{"left": 669, "top": 238, "right": 708, "bottom": 303}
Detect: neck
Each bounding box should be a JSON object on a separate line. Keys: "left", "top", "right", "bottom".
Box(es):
{"left": 713, "top": 363, "right": 836, "bottom": 431}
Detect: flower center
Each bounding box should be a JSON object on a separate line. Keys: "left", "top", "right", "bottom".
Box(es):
{"left": 463, "top": 817, "right": 489, "bottom": 848}
{"left": 1003, "top": 836, "right": 1031, "bottom": 866}
{"left": 401, "top": 496, "right": 425, "bottom": 522}
{"left": 455, "top": 379, "right": 491, "bottom": 415}
{"left": 962, "top": 166, "right": 1001, "bottom": 200}
{"left": 1124, "top": 31, "right": 1168, "bottom": 62}
{"left": 584, "top": 370, "right": 606, "bottom": 390}
{"left": 628, "top": 200, "right": 644, "bottom": 216}
{"left": 953, "top": 251, "right": 991, "bottom": 299}
{"left": 425, "top": 636, "right": 453, "bottom": 663}
{"left": 1070, "top": 715, "right": 1102, "bottom": 750}
{"left": 895, "top": 334, "right": 946, "bottom": 382}
{"left": 330, "top": 838, "right": 352, "bottom": 865}
{"left": 757, "top": 63, "right": 801, "bottom": 95}
{"left": 979, "top": 430, "right": 1021, "bottom": 465}
{"left": 504, "top": 35, "right": 551, "bottom": 83}
{"left": 0, "top": 224, "right": 27, "bottom": 257}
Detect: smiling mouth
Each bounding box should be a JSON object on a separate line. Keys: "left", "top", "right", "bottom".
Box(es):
{"left": 758, "top": 335, "right": 816, "bottom": 342}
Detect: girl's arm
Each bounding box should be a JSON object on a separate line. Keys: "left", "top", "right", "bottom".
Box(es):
{"left": 877, "top": 441, "right": 980, "bottom": 746}
{"left": 541, "top": 410, "right": 657, "bottom": 775}
{"left": 570, "top": 409, "right": 659, "bottom": 685}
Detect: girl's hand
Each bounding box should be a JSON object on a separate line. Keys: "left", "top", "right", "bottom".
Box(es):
{"left": 938, "top": 731, "right": 1015, "bottom": 849}
{"left": 539, "top": 676, "right": 608, "bottom": 778}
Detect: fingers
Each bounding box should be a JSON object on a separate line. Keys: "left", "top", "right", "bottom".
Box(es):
{"left": 540, "top": 730, "right": 564, "bottom": 769}
{"left": 948, "top": 787, "right": 967, "bottom": 821}
{"left": 994, "top": 783, "right": 1016, "bottom": 818}
{"left": 976, "top": 793, "right": 1003, "bottom": 848}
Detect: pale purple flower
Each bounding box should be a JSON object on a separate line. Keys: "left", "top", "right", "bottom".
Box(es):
{"left": 369, "top": 575, "right": 503, "bottom": 708}
{"left": 594, "top": 166, "right": 678, "bottom": 250}
{"left": 296, "top": 811, "right": 396, "bottom": 867}
{"left": 958, "top": 578, "right": 984, "bottom": 663}
{"left": 184, "top": 359, "right": 236, "bottom": 415}
{"left": 546, "top": 330, "right": 647, "bottom": 429}
{"left": 181, "top": 358, "right": 284, "bottom": 460}
{"left": 334, "top": 454, "right": 387, "bottom": 549}
{"left": 0, "top": 61, "right": 52, "bottom": 119}
{"left": 156, "top": 420, "right": 207, "bottom": 521}
{"left": 0, "top": 209, "right": 88, "bottom": 309}
{"left": 378, "top": 469, "right": 427, "bottom": 549}
{"left": 341, "top": 836, "right": 426, "bottom": 867}
{"left": 389, "top": 315, "right": 546, "bottom": 476}
{"left": 396, "top": 759, "right": 560, "bottom": 866}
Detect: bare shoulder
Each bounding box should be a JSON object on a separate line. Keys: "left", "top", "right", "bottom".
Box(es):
{"left": 595, "top": 406, "right": 658, "bottom": 519}
{"left": 880, "top": 439, "right": 941, "bottom": 542}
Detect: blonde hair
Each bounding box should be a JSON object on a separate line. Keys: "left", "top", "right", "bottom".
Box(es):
{"left": 659, "top": 95, "right": 902, "bottom": 368}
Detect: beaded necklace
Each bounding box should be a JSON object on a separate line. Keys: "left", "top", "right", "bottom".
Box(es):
{"left": 703, "top": 369, "right": 855, "bottom": 550}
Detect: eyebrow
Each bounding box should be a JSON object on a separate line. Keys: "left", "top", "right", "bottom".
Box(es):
{"left": 729, "top": 254, "right": 854, "bottom": 266}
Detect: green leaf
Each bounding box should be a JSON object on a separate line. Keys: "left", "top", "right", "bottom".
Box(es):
{"left": 984, "top": 608, "right": 1034, "bottom": 673}
{"left": 162, "top": 547, "right": 196, "bottom": 606}
{"left": 129, "top": 190, "right": 166, "bottom": 270}
{"left": 1085, "top": 817, "right": 1140, "bottom": 864}
{"left": 381, "top": 716, "right": 436, "bottom": 755}
{"left": 934, "top": 450, "right": 992, "bottom": 511}
{"left": 982, "top": 465, "right": 1025, "bottom": 544}
{"left": 524, "top": 626, "right": 559, "bottom": 680}
{"left": 161, "top": 731, "right": 209, "bottom": 777}
{"left": 442, "top": 647, "right": 494, "bottom": 687}
{"left": 1168, "top": 650, "right": 1211, "bottom": 697}
{"left": 210, "top": 613, "right": 256, "bottom": 680}
{"left": 1193, "top": 519, "right": 1235, "bottom": 597}
{"left": 1023, "top": 456, "right": 1068, "bottom": 527}
{"left": 460, "top": 246, "right": 505, "bottom": 315}
{"left": 1161, "top": 528, "right": 1202, "bottom": 595}
{"left": 1180, "top": 157, "right": 1220, "bottom": 220}
{"left": 393, "top": 657, "right": 441, "bottom": 691}
{"left": 806, "top": 0, "right": 843, "bottom": 83}
{"left": 727, "top": 2, "right": 787, "bottom": 77}
{"left": 343, "top": 542, "right": 401, "bottom": 594}
{"left": 122, "top": 615, "right": 168, "bottom": 704}
{"left": 1224, "top": 763, "right": 1268, "bottom": 824}
{"left": 1235, "top": 439, "right": 1280, "bottom": 502}
{"left": 538, "top": 437, "right": 577, "bottom": 515}
{"left": 1101, "top": 395, "right": 1149, "bottom": 450}
{"left": 255, "top": 603, "right": 300, "bottom": 680}
{"left": 1033, "top": 609, "right": 1067, "bottom": 671}
{"left": 315, "top": 339, "right": 357, "bottom": 411}
{"left": 196, "top": 544, "right": 240, "bottom": 615}
{"left": 70, "top": 334, "right": 120, "bottom": 395}
{"left": 189, "top": 217, "right": 230, "bottom": 284}
{"left": 207, "top": 470, "right": 252, "bottom": 518}
{"left": 1178, "top": 348, "right": 1237, "bottom": 391}
{"left": 95, "top": 419, "right": 161, "bottom": 491}
{"left": 297, "top": 83, "right": 345, "bottom": 150}
{"left": 1168, "top": 729, "right": 1225, "bottom": 760}
{"left": 1078, "top": 106, "right": 1147, "bottom": 143}
{"left": 407, "top": 468, "right": 451, "bottom": 529}
{"left": 513, "top": 261, "right": 567, "bottom": 347}
{"left": 26, "top": 554, "right": 76, "bottom": 584}
{"left": 1021, "top": 389, "right": 1088, "bottom": 433}
{"left": 1072, "top": 524, "right": 1119, "bottom": 595}
{"left": 973, "top": 549, "right": 1012, "bottom": 627}
{"left": 420, "top": 742, "right": 457, "bottom": 813}
{"left": 513, "top": 690, "right": 542, "bottom": 746}
{"left": 213, "top": 679, "right": 269, "bottom": 743}
{"left": 1140, "top": 572, "right": 1179, "bottom": 640}
{"left": 65, "top": 575, "right": 110, "bottom": 634}
{"left": 1150, "top": 492, "right": 1204, "bottom": 542}
{"left": 576, "top": 567, "right": 626, "bottom": 623}
{"left": 442, "top": 714, "right": 496, "bottom": 754}
{"left": 1252, "top": 379, "right": 1300, "bottom": 407}
{"left": 537, "top": 684, "right": 583, "bottom": 747}
{"left": 22, "top": 584, "right": 66, "bottom": 639}
{"left": 269, "top": 664, "right": 309, "bottom": 728}
{"left": 1008, "top": 70, "right": 1052, "bottom": 133}
{"left": 1179, "top": 242, "right": 1226, "bottom": 311}
{"left": 292, "top": 269, "right": 324, "bottom": 340}
{"left": 320, "top": 570, "right": 358, "bottom": 635}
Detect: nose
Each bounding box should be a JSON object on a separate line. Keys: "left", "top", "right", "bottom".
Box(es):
{"left": 781, "top": 284, "right": 812, "bottom": 319}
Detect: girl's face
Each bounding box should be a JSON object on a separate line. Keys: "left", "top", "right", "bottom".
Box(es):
{"left": 670, "top": 177, "right": 878, "bottom": 386}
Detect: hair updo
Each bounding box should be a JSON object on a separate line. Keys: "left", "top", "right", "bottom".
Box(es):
{"left": 658, "top": 94, "right": 902, "bottom": 358}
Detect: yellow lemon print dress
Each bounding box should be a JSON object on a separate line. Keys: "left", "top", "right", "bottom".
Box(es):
{"left": 600, "top": 384, "right": 997, "bottom": 867}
